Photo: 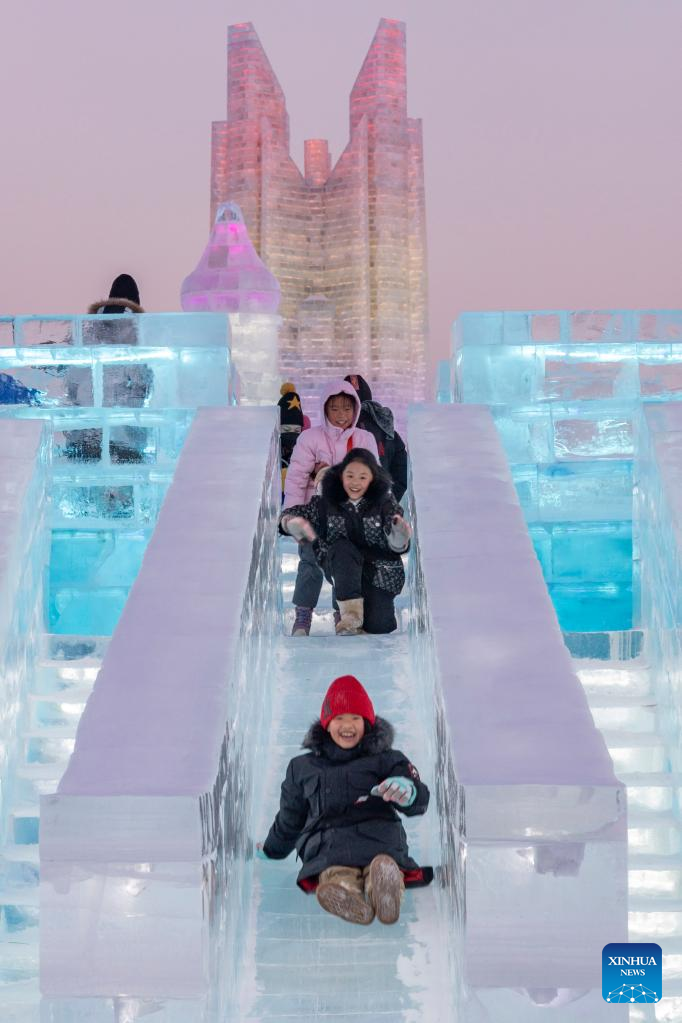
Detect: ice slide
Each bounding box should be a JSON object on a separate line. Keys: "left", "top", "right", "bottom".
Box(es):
{"left": 0, "top": 401, "right": 622, "bottom": 1023}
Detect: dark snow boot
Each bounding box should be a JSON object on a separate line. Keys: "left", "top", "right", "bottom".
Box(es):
{"left": 365, "top": 854, "right": 404, "bottom": 925}
{"left": 292, "top": 606, "right": 313, "bottom": 637}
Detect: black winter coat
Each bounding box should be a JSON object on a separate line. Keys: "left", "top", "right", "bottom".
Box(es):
{"left": 357, "top": 409, "right": 408, "bottom": 502}
{"left": 263, "top": 717, "right": 432, "bottom": 888}
{"left": 280, "top": 462, "right": 407, "bottom": 596}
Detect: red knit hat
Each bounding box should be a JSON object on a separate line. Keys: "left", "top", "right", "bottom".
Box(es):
{"left": 321, "top": 675, "right": 375, "bottom": 729}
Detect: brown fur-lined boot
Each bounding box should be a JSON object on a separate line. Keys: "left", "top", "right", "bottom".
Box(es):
{"left": 317, "top": 866, "right": 375, "bottom": 925}
{"left": 365, "top": 854, "right": 405, "bottom": 925}
{"left": 335, "top": 598, "right": 364, "bottom": 635}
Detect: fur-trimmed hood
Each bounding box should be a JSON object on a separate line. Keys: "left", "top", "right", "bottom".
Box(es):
{"left": 302, "top": 716, "right": 395, "bottom": 756}
{"left": 319, "top": 378, "right": 361, "bottom": 432}
{"left": 88, "top": 297, "right": 145, "bottom": 315}
{"left": 321, "top": 456, "right": 393, "bottom": 508}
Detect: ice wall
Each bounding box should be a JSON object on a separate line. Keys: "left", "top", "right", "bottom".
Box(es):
{"left": 0, "top": 312, "right": 235, "bottom": 636}
{"left": 637, "top": 404, "right": 682, "bottom": 779}
{"left": 40, "top": 407, "right": 281, "bottom": 1011}
{"left": 0, "top": 421, "right": 50, "bottom": 834}
{"left": 448, "top": 310, "right": 676, "bottom": 631}
{"left": 408, "top": 404, "right": 628, "bottom": 1016}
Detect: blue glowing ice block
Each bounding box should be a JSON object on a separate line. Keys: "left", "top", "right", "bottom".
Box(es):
{"left": 408, "top": 404, "right": 627, "bottom": 1013}
{"left": 0, "top": 312, "right": 235, "bottom": 637}
{"left": 448, "top": 310, "right": 682, "bottom": 632}
{"left": 40, "top": 408, "right": 280, "bottom": 1008}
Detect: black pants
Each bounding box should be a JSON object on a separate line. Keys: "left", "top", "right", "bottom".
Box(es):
{"left": 325, "top": 539, "right": 397, "bottom": 634}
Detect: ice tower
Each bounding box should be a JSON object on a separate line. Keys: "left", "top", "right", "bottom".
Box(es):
{"left": 210, "top": 19, "right": 428, "bottom": 419}
{"left": 181, "top": 202, "right": 282, "bottom": 404}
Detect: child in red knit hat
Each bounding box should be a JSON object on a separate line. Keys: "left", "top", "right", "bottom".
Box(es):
{"left": 258, "top": 675, "right": 432, "bottom": 925}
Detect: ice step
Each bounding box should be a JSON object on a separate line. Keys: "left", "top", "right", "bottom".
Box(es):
{"left": 620, "top": 771, "right": 676, "bottom": 813}
{"left": 590, "top": 703, "right": 658, "bottom": 733}
{"left": 576, "top": 662, "right": 653, "bottom": 701}
{"left": 602, "top": 731, "right": 668, "bottom": 774}
{"left": 22, "top": 726, "right": 77, "bottom": 764}
{"left": 8, "top": 803, "right": 40, "bottom": 846}
{"left": 34, "top": 659, "right": 101, "bottom": 694}
{"left": 2, "top": 844, "right": 39, "bottom": 866}
{"left": 629, "top": 895, "right": 682, "bottom": 939}
{"left": 628, "top": 811, "right": 682, "bottom": 856}
{"left": 650, "top": 938, "right": 682, "bottom": 980}
{"left": 0, "top": 883, "right": 39, "bottom": 909}
{"left": 629, "top": 854, "right": 682, "bottom": 899}
{"left": 28, "top": 689, "right": 90, "bottom": 729}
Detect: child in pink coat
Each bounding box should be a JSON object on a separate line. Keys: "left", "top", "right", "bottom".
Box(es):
{"left": 284, "top": 379, "right": 379, "bottom": 636}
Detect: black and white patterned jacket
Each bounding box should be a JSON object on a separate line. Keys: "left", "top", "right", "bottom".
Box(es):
{"left": 280, "top": 462, "right": 408, "bottom": 596}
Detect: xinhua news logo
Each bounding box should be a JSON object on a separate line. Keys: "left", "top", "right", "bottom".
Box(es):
{"left": 602, "top": 943, "right": 662, "bottom": 1004}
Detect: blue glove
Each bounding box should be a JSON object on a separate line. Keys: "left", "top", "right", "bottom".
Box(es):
{"left": 256, "top": 845, "right": 270, "bottom": 861}
{"left": 371, "top": 776, "right": 416, "bottom": 807}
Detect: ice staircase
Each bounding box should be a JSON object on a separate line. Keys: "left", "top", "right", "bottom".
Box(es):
{"left": 575, "top": 643, "right": 681, "bottom": 1020}
{"left": 0, "top": 635, "right": 105, "bottom": 1011}
{"left": 230, "top": 540, "right": 452, "bottom": 1022}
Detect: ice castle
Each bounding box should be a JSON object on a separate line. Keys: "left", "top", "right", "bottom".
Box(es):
{"left": 1, "top": 19, "right": 681, "bottom": 1023}
{"left": 210, "top": 19, "right": 428, "bottom": 423}
{"left": 4, "top": 301, "right": 682, "bottom": 1021}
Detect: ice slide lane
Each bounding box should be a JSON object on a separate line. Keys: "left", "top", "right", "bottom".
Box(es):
{"left": 38, "top": 404, "right": 627, "bottom": 1021}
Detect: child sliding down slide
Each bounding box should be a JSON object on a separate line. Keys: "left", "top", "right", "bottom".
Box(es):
{"left": 283, "top": 379, "right": 379, "bottom": 636}
{"left": 281, "top": 448, "right": 412, "bottom": 635}
{"left": 257, "top": 675, "right": 432, "bottom": 925}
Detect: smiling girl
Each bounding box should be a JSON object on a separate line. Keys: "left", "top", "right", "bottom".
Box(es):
{"left": 280, "top": 448, "right": 411, "bottom": 635}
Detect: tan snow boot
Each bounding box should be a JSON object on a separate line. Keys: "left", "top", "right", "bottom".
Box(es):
{"left": 335, "top": 598, "right": 364, "bottom": 635}
{"left": 317, "top": 866, "right": 375, "bottom": 925}
{"left": 365, "top": 854, "right": 405, "bottom": 925}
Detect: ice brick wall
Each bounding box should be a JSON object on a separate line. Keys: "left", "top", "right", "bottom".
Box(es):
{"left": 40, "top": 407, "right": 280, "bottom": 1009}
{"left": 408, "top": 404, "right": 627, "bottom": 1012}
{"left": 0, "top": 421, "right": 50, "bottom": 833}
{"left": 447, "top": 310, "right": 682, "bottom": 630}
{"left": 210, "top": 19, "right": 427, "bottom": 423}
{"left": 0, "top": 313, "right": 235, "bottom": 636}
{"left": 637, "top": 404, "right": 682, "bottom": 780}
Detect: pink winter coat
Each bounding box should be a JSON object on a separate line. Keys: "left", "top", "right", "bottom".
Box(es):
{"left": 283, "top": 379, "right": 380, "bottom": 509}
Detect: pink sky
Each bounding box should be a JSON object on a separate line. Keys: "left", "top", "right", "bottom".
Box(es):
{"left": 1, "top": 0, "right": 682, "bottom": 389}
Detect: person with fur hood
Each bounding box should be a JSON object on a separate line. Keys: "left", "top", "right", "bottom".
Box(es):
{"left": 81, "top": 273, "right": 151, "bottom": 462}
{"left": 284, "top": 379, "right": 379, "bottom": 636}
{"left": 344, "top": 374, "right": 408, "bottom": 502}
{"left": 258, "top": 675, "right": 432, "bottom": 926}
{"left": 281, "top": 447, "right": 411, "bottom": 635}
{"left": 88, "top": 272, "right": 145, "bottom": 316}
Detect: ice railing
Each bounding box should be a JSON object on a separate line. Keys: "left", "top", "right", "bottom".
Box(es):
{"left": 638, "top": 405, "right": 682, "bottom": 783}
{"left": 408, "top": 404, "right": 627, "bottom": 1011}
{"left": 0, "top": 422, "right": 50, "bottom": 837}
{"left": 0, "top": 313, "right": 235, "bottom": 636}
{"left": 40, "top": 407, "right": 280, "bottom": 1013}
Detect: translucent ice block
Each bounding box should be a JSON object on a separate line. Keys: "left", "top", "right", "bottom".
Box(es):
{"left": 40, "top": 407, "right": 281, "bottom": 1007}
{"left": 454, "top": 309, "right": 682, "bottom": 408}
{"left": 637, "top": 404, "right": 682, "bottom": 775}
{"left": 0, "top": 313, "right": 235, "bottom": 411}
{"left": 408, "top": 404, "right": 627, "bottom": 1001}
{"left": 0, "top": 421, "right": 50, "bottom": 827}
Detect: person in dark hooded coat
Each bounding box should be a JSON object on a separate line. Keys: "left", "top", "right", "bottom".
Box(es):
{"left": 259, "top": 675, "right": 432, "bottom": 925}
{"left": 344, "top": 374, "right": 408, "bottom": 502}
{"left": 80, "top": 273, "right": 152, "bottom": 462}
{"left": 280, "top": 448, "right": 411, "bottom": 635}
{"left": 277, "top": 381, "right": 305, "bottom": 498}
